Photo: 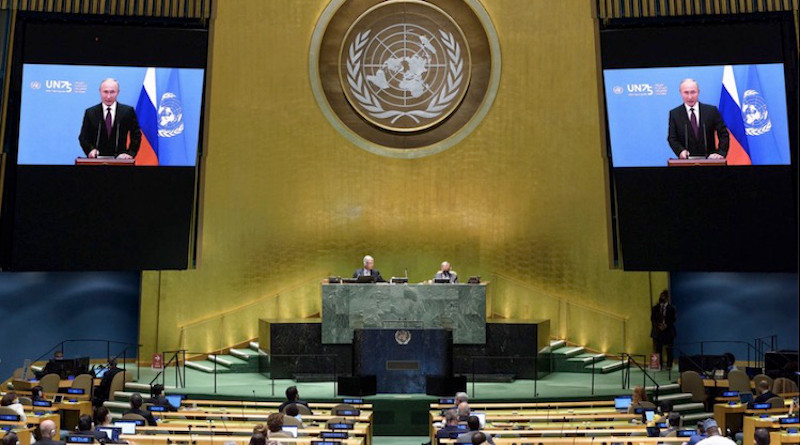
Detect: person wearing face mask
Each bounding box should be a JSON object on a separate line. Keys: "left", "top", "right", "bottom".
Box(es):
{"left": 651, "top": 289, "right": 677, "bottom": 370}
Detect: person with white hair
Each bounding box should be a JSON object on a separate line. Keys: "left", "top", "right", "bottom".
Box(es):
{"left": 667, "top": 77, "right": 729, "bottom": 160}
{"left": 353, "top": 255, "right": 384, "bottom": 282}
{"left": 454, "top": 391, "right": 469, "bottom": 405}
{"left": 434, "top": 261, "right": 458, "bottom": 283}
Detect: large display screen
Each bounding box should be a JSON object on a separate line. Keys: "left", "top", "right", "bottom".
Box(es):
{"left": 18, "top": 64, "right": 204, "bottom": 166}
{"left": 0, "top": 19, "right": 208, "bottom": 271}
{"left": 599, "top": 16, "right": 797, "bottom": 272}
{"left": 604, "top": 63, "right": 791, "bottom": 167}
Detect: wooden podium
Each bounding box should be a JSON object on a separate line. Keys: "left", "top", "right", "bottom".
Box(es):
{"left": 75, "top": 157, "right": 135, "bottom": 166}
{"left": 668, "top": 158, "right": 727, "bottom": 166}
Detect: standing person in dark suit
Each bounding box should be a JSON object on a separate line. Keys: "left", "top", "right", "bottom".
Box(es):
{"left": 353, "top": 255, "right": 385, "bottom": 282}
{"left": 667, "top": 79, "right": 729, "bottom": 160}
{"left": 36, "top": 420, "right": 65, "bottom": 445}
{"left": 651, "top": 289, "right": 677, "bottom": 370}
{"left": 78, "top": 78, "right": 141, "bottom": 159}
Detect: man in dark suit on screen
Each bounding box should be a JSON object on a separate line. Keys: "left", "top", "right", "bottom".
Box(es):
{"left": 667, "top": 78, "right": 729, "bottom": 160}
{"left": 79, "top": 78, "right": 141, "bottom": 159}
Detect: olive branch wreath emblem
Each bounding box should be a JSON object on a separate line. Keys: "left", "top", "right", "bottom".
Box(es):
{"left": 345, "top": 29, "right": 464, "bottom": 125}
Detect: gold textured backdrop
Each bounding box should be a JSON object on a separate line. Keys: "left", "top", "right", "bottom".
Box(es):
{"left": 139, "top": 0, "right": 668, "bottom": 360}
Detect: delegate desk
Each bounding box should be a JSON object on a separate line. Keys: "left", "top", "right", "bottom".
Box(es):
{"left": 1, "top": 413, "right": 60, "bottom": 445}
{"left": 121, "top": 435, "right": 364, "bottom": 445}
{"left": 773, "top": 432, "right": 800, "bottom": 445}
{"left": 714, "top": 402, "right": 791, "bottom": 434}
{"left": 742, "top": 416, "right": 800, "bottom": 445}
{"left": 180, "top": 399, "right": 373, "bottom": 411}
{"left": 321, "top": 283, "right": 487, "bottom": 344}
{"left": 156, "top": 411, "right": 373, "bottom": 443}
{"left": 439, "top": 437, "right": 690, "bottom": 445}
{"left": 430, "top": 401, "right": 616, "bottom": 410}
{"left": 11, "top": 378, "right": 101, "bottom": 391}
{"left": 0, "top": 427, "right": 33, "bottom": 445}
{"left": 139, "top": 423, "right": 370, "bottom": 443}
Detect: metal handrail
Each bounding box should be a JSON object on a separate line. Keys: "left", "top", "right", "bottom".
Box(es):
{"left": 150, "top": 350, "right": 187, "bottom": 389}
{"left": 266, "top": 354, "right": 339, "bottom": 398}
{"left": 468, "top": 355, "right": 543, "bottom": 398}
{"left": 30, "top": 338, "right": 142, "bottom": 380}
{"left": 618, "top": 353, "right": 660, "bottom": 403}
{"left": 673, "top": 337, "right": 780, "bottom": 369}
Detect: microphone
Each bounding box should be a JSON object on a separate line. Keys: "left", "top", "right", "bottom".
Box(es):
{"left": 404, "top": 268, "right": 408, "bottom": 279}
{"left": 217, "top": 410, "right": 230, "bottom": 433}
{"left": 95, "top": 116, "right": 102, "bottom": 153}
{"left": 684, "top": 122, "right": 688, "bottom": 157}
{"left": 703, "top": 123, "right": 708, "bottom": 158}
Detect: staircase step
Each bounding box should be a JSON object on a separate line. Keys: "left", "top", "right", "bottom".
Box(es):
{"left": 567, "top": 353, "right": 607, "bottom": 364}
{"left": 103, "top": 401, "right": 129, "bottom": 412}
{"left": 658, "top": 392, "right": 693, "bottom": 402}
{"left": 113, "top": 391, "right": 133, "bottom": 401}
{"left": 209, "top": 354, "right": 257, "bottom": 372}
{"left": 552, "top": 346, "right": 586, "bottom": 358}
{"left": 549, "top": 339, "right": 567, "bottom": 350}
{"left": 229, "top": 348, "right": 260, "bottom": 361}
{"left": 185, "top": 360, "right": 233, "bottom": 374}
{"left": 590, "top": 359, "right": 625, "bottom": 374}
{"left": 123, "top": 382, "right": 177, "bottom": 393}
{"left": 249, "top": 341, "right": 260, "bottom": 352}
{"left": 672, "top": 402, "right": 705, "bottom": 413}
{"left": 208, "top": 354, "right": 247, "bottom": 367}
{"left": 683, "top": 412, "right": 713, "bottom": 423}
{"left": 648, "top": 383, "right": 680, "bottom": 393}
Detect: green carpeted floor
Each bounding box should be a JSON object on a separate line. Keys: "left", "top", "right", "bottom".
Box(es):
{"left": 134, "top": 366, "right": 677, "bottom": 401}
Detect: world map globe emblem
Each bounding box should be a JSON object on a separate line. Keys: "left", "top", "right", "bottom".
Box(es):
{"left": 340, "top": 1, "right": 471, "bottom": 132}
{"left": 157, "top": 92, "right": 184, "bottom": 138}
{"left": 741, "top": 89, "right": 771, "bottom": 136}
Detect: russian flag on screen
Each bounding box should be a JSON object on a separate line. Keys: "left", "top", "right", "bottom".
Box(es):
{"left": 718, "top": 65, "right": 751, "bottom": 165}
{"left": 134, "top": 68, "right": 159, "bottom": 166}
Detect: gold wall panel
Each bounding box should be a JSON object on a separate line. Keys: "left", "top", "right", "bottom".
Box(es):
{"left": 139, "top": 0, "right": 669, "bottom": 360}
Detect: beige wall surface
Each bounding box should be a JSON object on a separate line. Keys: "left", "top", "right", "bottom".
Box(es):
{"left": 139, "top": 0, "right": 668, "bottom": 360}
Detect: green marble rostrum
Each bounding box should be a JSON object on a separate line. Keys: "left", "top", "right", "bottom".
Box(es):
{"left": 321, "top": 283, "right": 487, "bottom": 344}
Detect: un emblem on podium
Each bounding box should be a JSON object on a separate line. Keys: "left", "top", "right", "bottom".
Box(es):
{"left": 311, "top": 0, "right": 500, "bottom": 158}
{"left": 395, "top": 329, "right": 412, "bottom": 345}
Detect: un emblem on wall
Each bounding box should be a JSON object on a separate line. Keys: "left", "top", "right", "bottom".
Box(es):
{"left": 311, "top": 0, "right": 500, "bottom": 158}
{"left": 340, "top": 3, "right": 471, "bottom": 132}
